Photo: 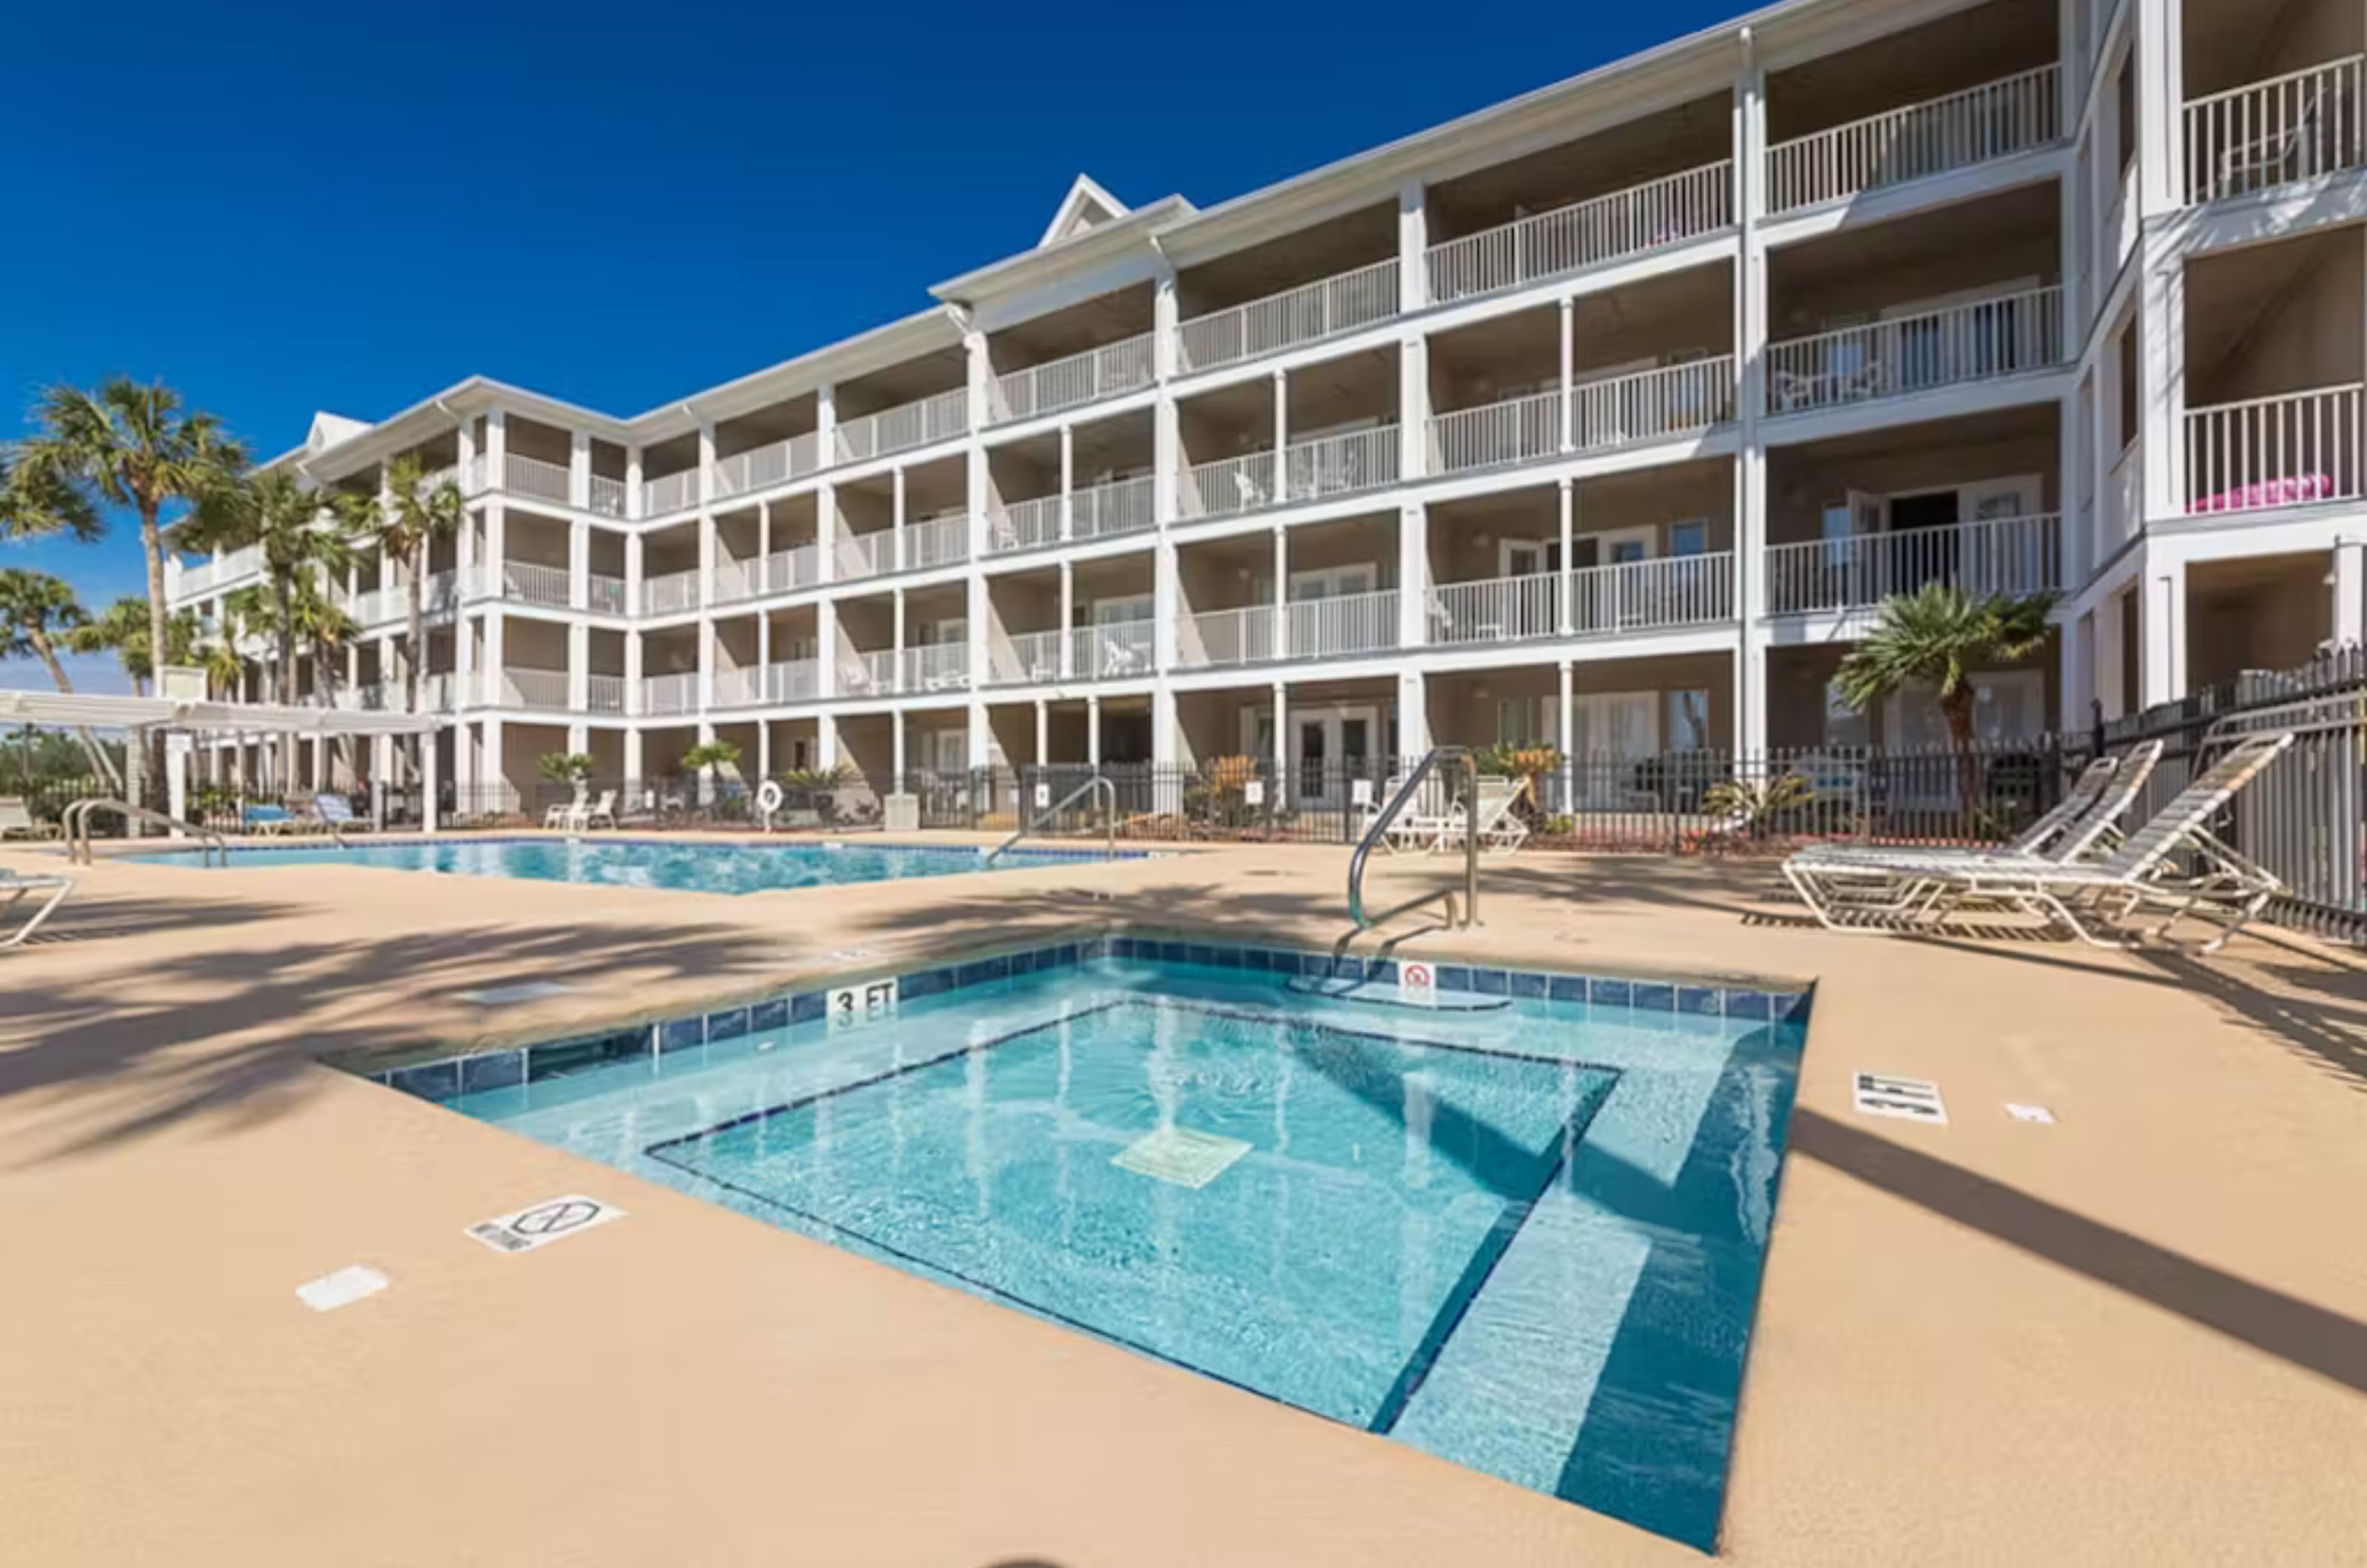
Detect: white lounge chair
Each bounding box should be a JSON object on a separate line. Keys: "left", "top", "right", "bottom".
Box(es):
{"left": 579, "top": 790, "right": 618, "bottom": 830}
{"left": 1, "top": 868, "right": 73, "bottom": 950}
{"left": 1787, "top": 733, "right": 2292, "bottom": 951}
{"left": 544, "top": 784, "right": 587, "bottom": 830}
{"left": 1387, "top": 775, "right": 1527, "bottom": 854}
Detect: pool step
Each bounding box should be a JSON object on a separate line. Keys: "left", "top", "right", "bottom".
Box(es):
{"left": 1283, "top": 976, "right": 1512, "bottom": 1013}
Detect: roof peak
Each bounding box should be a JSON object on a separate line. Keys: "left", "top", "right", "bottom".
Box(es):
{"left": 1037, "top": 173, "right": 1129, "bottom": 249}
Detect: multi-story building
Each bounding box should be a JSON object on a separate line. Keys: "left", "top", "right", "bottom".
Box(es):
{"left": 169, "top": 0, "right": 2363, "bottom": 811}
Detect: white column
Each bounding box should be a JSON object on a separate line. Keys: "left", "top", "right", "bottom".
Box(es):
{"left": 1058, "top": 425, "right": 1076, "bottom": 540}
{"left": 1152, "top": 686, "right": 1178, "bottom": 768}
{"left": 696, "top": 609, "right": 714, "bottom": 712}
{"left": 2136, "top": 0, "right": 2184, "bottom": 220}
{"left": 623, "top": 530, "right": 644, "bottom": 621}
{"left": 569, "top": 518, "right": 590, "bottom": 611}
{"left": 1086, "top": 695, "right": 1101, "bottom": 768}
{"left": 1270, "top": 681, "right": 1289, "bottom": 806}
{"left": 369, "top": 734, "right": 388, "bottom": 828}
{"left": 967, "top": 697, "right": 990, "bottom": 768}
{"left": 568, "top": 430, "right": 592, "bottom": 510}
{"left": 891, "top": 464, "right": 908, "bottom": 571}
{"left": 1271, "top": 369, "right": 1289, "bottom": 492}
{"left": 892, "top": 588, "right": 908, "bottom": 695}
{"left": 757, "top": 609, "right": 772, "bottom": 695}
{"left": 482, "top": 714, "right": 505, "bottom": 811}
{"left": 567, "top": 622, "right": 590, "bottom": 714}
{"left": 1397, "top": 669, "right": 1428, "bottom": 760}
{"left": 2138, "top": 243, "right": 2185, "bottom": 524}
{"left": 624, "top": 445, "right": 644, "bottom": 521}
{"left": 697, "top": 510, "right": 716, "bottom": 612}
{"left": 695, "top": 420, "right": 717, "bottom": 507}
{"left": 757, "top": 716, "right": 772, "bottom": 780}
{"left": 1397, "top": 504, "right": 1428, "bottom": 649}
{"left": 817, "top": 481, "right": 838, "bottom": 584}
{"left": 166, "top": 737, "right": 188, "bottom": 828}
{"left": 2141, "top": 555, "right": 2187, "bottom": 706}
{"left": 483, "top": 410, "right": 507, "bottom": 495}
{"left": 1272, "top": 526, "right": 1289, "bottom": 655}
{"left": 1058, "top": 561, "right": 1076, "bottom": 678}
{"left": 458, "top": 420, "right": 480, "bottom": 501}
{"left": 1558, "top": 297, "right": 1576, "bottom": 452}
{"left": 1033, "top": 698, "right": 1050, "bottom": 766}
{"left": 2096, "top": 587, "right": 2127, "bottom": 720}
{"left": 817, "top": 713, "right": 839, "bottom": 769}
{"left": 2064, "top": 609, "right": 2096, "bottom": 732}
{"left": 892, "top": 709, "right": 906, "bottom": 780}
{"left": 483, "top": 611, "right": 506, "bottom": 705}
{"left": 420, "top": 729, "right": 440, "bottom": 833}
{"left": 817, "top": 600, "right": 840, "bottom": 699}
{"left": 623, "top": 626, "right": 644, "bottom": 717}
{"left": 1153, "top": 533, "right": 1181, "bottom": 672}
{"left": 1399, "top": 331, "right": 1429, "bottom": 483}
{"left": 1556, "top": 479, "right": 1576, "bottom": 635}
{"left": 1557, "top": 660, "right": 1576, "bottom": 771}
{"left": 1395, "top": 175, "right": 1426, "bottom": 313}
{"left": 2332, "top": 538, "right": 2364, "bottom": 649}
{"left": 1732, "top": 42, "right": 1770, "bottom": 754}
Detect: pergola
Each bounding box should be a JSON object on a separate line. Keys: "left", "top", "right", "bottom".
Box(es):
{"left": 0, "top": 688, "right": 445, "bottom": 831}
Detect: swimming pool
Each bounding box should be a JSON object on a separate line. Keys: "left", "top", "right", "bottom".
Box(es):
{"left": 384, "top": 937, "right": 1808, "bottom": 1550}
{"left": 127, "top": 837, "right": 1132, "bottom": 894}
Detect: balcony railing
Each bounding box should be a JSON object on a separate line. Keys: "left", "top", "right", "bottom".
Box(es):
{"left": 501, "top": 453, "right": 571, "bottom": 504}
{"left": 175, "top": 545, "right": 263, "bottom": 597}
{"left": 1763, "top": 513, "right": 2062, "bottom": 615}
{"left": 1178, "top": 604, "right": 1278, "bottom": 669}
{"left": 2184, "top": 56, "right": 2364, "bottom": 205}
{"left": 642, "top": 672, "right": 700, "bottom": 716}
{"left": 1427, "top": 572, "right": 1562, "bottom": 646}
{"left": 1766, "top": 288, "right": 2064, "bottom": 415}
{"left": 712, "top": 431, "right": 823, "bottom": 500}
{"left": 1073, "top": 474, "right": 1158, "bottom": 539}
{"left": 498, "top": 667, "right": 573, "bottom": 711}
{"left": 834, "top": 530, "right": 891, "bottom": 583}
{"left": 991, "top": 333, "right": 1156, "bottom": 423}
{"left": 901, "top": 643, "right": 972, "bottom": 692}
{"left": 496, "top": 560, "right": 573, "bottom": 609}
{"left": 337, "top": 681, "right": 389, "bottom": 713}
{"left": 837, "top": 649, "right": 900, "bottom": 698}
{"left": 1176, "top": 589, "right": 1399, "bottom": 667}
{"left": 587, "top": 573, "right": 628, "bottom": 615}
{"left": 1429, "top": 391, "right": 1561, "bottom": 475}
{"left": 767, "top": 659, "right": 821, "bottom": 703}
{"left": 423, "top": 570, "right": 460, "bottom": 615}
{"left": 711, "top": 558, "right": 768, "bottom": 605}
{"left": 1181, "top": 450, "right": 1279, "bottom": 521}
{"left": 769, "top": 542, "right": 823, "bottom": 594}
{"left": 642, "top": 567, "right": 701, "bottom": 615}
{"left": 587, "top": 475, "right": 627, "bottom": 518}
{"left": 1175, "top": 258, "right": 1399, "bottom": 375}
{"left": 2184, "top": 383, "right": 2364, "bottom": 514}
{"left": 990, "top": 629, "right": 1065, "bottom": 686}
{"left": 1567, "top": 552, "right": 1734, "bottom": 635}
{"left": 1766, "top": 64, "right": 2062, "bottom": 214}
{"left": 712, "top": 667, "right": 764, "bottom": 708}
{"left": 1067, "top": 621, "right": 1156, "bottom": 681}
{"left": 1425, "top": 161, "right": 1735, "bottom": 303}
{"left": 833, "top": 388, "right": 969, "bottom": 465}
{"left": 420, "top": 673, "right": 459, "bottom": 713}
{"left": 643, "top": 469, "right": 700, "bottom": 516}
{"left": 351, "top": 587, "right": 404, "bottom": 627}
{"left": 904, "top": 512, "right": 970, "bottom": 572}
{"left": 1283, "top": 427, "right": 1400, "bottom": 503}
{"left": 990, "top": 495, "right": 1061, "bottom": 555}
{"left": 585, "top": 674, "right": 627, "bottom": 714}
{"left": 1573, "top": 357, "right": 1736, "bottom": 451}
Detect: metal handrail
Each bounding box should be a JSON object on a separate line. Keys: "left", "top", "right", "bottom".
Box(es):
{"left": 61, "top": 798, "right": 230, "bottom": 868}
{"left": 986, "top": 774, "right": 1118, "bottom": 866}
{"left": 1348, "top": 747, "right": 1481, "bottom": 931}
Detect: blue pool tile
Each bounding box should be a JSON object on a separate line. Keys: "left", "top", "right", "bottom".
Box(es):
{"left": 658, "top": 1016, "right": 705, "bottom": 1052}
{"left": 900, "top": 967, "right": 949, "bottom": 1000}
{"left": 1266, "top": 948, "right": 1304, "bottom": 976}
{"left": 390, "top": 1058, "right": 462, "bottom": 1101}
{"left": 1435, "top": 964, "right": 1473, "bottom": 993}
{"left": 460, "top": 1050, "right": 525, "bottom": 1094}
{"left": 527, "top": 1029, "right": 648, "bottom": 1082}
{"left": 1724, "top": 990, "right": 1772, "bottom": 1021}
{"left": 1630, "top": 982, "right": 1675, "bottom": 1013}
{"left": 1212, "top": 945, "right": 1246, "bottom": 970}
{"left": 1009, "top": 949, "right": 1038, "bottom": 976}
{"left": 749, "top": 996, "right": 790, "bottom": 1032}
{"left": 1329, "top": 955, "right": 1365, "bottom": 983}
{"left": 1470, "top": 967, "right": 1510, "bottom": 998}
{"left": 1053, "top": 943, "right": 1081, "bottom": 969}
{"left": 1507, "top": 970, "right": 1549, "bottom": 1001}
{"left": 956, "top": 956, "right": 1010, "bottom": 987}
{"left": 1547, "top": 974, "right": 1589, "bottom": 1004}
{"left": 705, "top": 1006, "right": 752, "bottom": 1042}
{"left": 1677, "top": 987, "right": 1722, "bottom": 1017}
{"left": 1111, "top": 936, "right": 1141, "bottom": 959}
{"left": 789, "top": 991, "right": 826, "bottom": 1024}
{"left": 1774, "top": 990, "right": 1811, "bottom": 1021}
{"left": 1185, "top": 943, "right": 1218, "bottom": 968}
{"left": 1364, "top": 959, "right": 1398, "bottom": 987}
{"left": 1243, "top": 947, "right": 1274, "bottom": 972}
{"left": 1589, "top": 977, "right": 1632, "bottom": 1007}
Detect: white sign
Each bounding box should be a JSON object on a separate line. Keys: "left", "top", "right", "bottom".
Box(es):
{"left": 1852, "top": 1072, "right": 1948, "bottom": 1125}
{"left": 1243, "top": 780, "right": 1266, "bottom": 806}
{"left": 297, "top": 1264, "right": 388, "bottom": 1312}
{"left": 1351, "top": 777, "right": 1374, "bottom": 807}
{"left": 828, "top": 977, "right": 899, "bottom": 1031}
{"left": 157, "top": 664, "right": 208, "bottom": 701}
{"left": 1399, "top": 959, "right": 1439, "bottom": 1007}
{"left": 466, "top": 1194, "right": 627, "bottom": 1254}
{"left": 2005, "top": 1102, "right": 2057, "bottom": 1124}
{"left": 1033, "top": 782, "right": 1051, "bottom": 810}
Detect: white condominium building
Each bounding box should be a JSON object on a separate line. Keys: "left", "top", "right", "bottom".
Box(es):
{"left": 170, "top": 0, "right": 2366, "bottom": 805}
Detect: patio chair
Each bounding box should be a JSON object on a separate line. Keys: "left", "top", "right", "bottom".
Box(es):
{"left": 312, "top": 791, "right": 359, "bottom": 834}
{"left": 1, "top": 867, "right": 73, "bottom": 950}
{"left": 579, "top": 790, "right": 618, "bottom": 830}
{"left": 1786, "top": 733, "right": 2293, "bottom": 951}
{"left": 544, "top": 784, "right": 587, "bottom": 829}
{"left": 240, "top": 803, "right": 294, "bottom": 837}
{"left": 0, "top": 797, "right": 57, "bottom": 840}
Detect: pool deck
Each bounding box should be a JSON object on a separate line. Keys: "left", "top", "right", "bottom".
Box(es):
{"left": 2, "top": 832, "right": 2362, "bottom": 1566}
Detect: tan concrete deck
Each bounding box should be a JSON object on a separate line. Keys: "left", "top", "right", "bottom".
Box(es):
{"left": 2, "top": 834, "right": 2363, "bottom": 1566}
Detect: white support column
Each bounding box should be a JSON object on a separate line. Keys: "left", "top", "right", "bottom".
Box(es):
{"left": 1058, "top": 561, "right": 1076, "bottom": 678}
{"left": 697, "top": 509, "right": 716, "bottom": 612}
{"left": 1558, "top": 297, "right": 1577, "bottom": 452}
{"left": 623, "top": 623, "right": 644, "bottom": 717}
{"left": 1154, "top": 535, "right": 1180, "bottom": 670}
{"left": 2138, "top": 243, "right": 2185, "bottom": 524}
{"left": 1397, "top": 669, "right": 1428, "bottom": 760}
{"left": 891, "top": 464, "right": 908, "bottom": 571}
{"left": 2135, "top": 0, "right": 2184, "bottom": 220}
{"left": 1033, "top": 698, "right": 1049, "bottom": 766}
{"left": 624, "top": 445, "right": 644, "bottom": 521}
{"left": 892, "top": 708, "right": 907, "bottom": 780}
{"left": 2332, "top": 538, "right": 2364, "bottom": 649}
{"left": 2096, "top": 586, "right": 2127, "bottom": 720}
{"left": 483, "top": 611, "right": 506, "bottom": 706}
{"left": 421, "top": 729, "right": 440, "bottom": 833}
{"left": 817, "top": 713, "right": 839, "bottom": 769}
{"left": 569, "top": 518, "right": 590, "bottom": 612}
{"left": 1086, "top": 695, "right": 1101, "bottom": 768}
{"left": 2141, "top": 555, "right": 2187, "bottom": 706}
{"left": 1397, "top": 504, "right": 1428, "bottom": 649}
{"left": 817, "top": 601, "right": 840, "bottom": 701}
{"left": 757, "top": 715, "right": 772, "bottom": 781}
{"left": 1556, "top": 479, "right": 1576, "bottom": 635}
{"left": 482, "top": 714, "right": 505, "bottom": 812}
{"left": 1152, "top": 686, "right": 1178, "bottom": 768}
{"left": 567, "top": 719, "right": 589, "bottom": 759}
{"left": 1271, "top": 369, "right": 1289, "bottom": 491}
{"left": 817, "top": 481, "right": 838, "bottom": 584}
{"left": 967, "top": 696, "right": 990, "bottom": 768}
{"left": 1732, "top": 39, "right": 1770, "bottom": 755}
{"left": 695, "top": 420, "right": 717, "bottom": 508}
{"left": 369, "top": 734, "right": 388, "bottom": 828}
{"left": 696, "top": 607, "right": 714, "bottom": 712}
{"left": 757, "top": 606, "right": 772, "bottom": 692}
{"left": 567, "top": 621, "right": 590, "bottom": 714}
{"left": 458, "top": 419, "right": 480, "bottom": 504}
{"left": 1395, "top": 175, "right": 1426, "bottom": 313}
{"left": 1557, "top": 660, "right": 1576, "bottom": 774}
{"left": 483, "top": 410, "right": 507, "bottom": 497}
{"left": 892, "top": 588, "right": 908, "bottom": 695}
{"left": 1272, "top": 525, "right": 1289, "bottom": 653}
{"left": 568, "top": 430, "right": 592, "bottom": 510}
{"left": 2064, "top": 609, "right": 2096, "bottom": 731}
{"left": 1399, "top": 330, "right": 1429, "bottom": 483}
{"left": 1058, "top": 425, "right": 1076, "bottom": 540}
{"left": 1270, "top": 682, "right": 1289, "bottom": 806}
{"left": 623, "top": 724, "right": 644, "bottom": 788}
{"left": 482, "top": 502, "right": 508, "bottom": 601}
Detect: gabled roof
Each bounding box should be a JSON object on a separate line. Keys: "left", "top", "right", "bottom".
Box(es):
{"left": 1036, "top": 174, "right": 1130, "bottom": 249}
{"left": 305, "top": 412, "right": 371, "bottom": 452}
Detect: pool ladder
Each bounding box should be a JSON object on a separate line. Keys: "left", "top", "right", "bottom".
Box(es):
{"left": 1347, "top": 747, "right": 1480, "bottom": 932}
{"left": 985, "top": 774, "right": 1118, "bottom": 867}
{"left": 61, "top": 799, "right": 230, "bottom": 868}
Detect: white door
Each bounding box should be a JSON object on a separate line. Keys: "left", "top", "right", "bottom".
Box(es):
{"left": 1567, "top": 692, "right": 1660, "bottom": 807}
{"left": 1294, "top": 705, "right": 1378, "bottom": 807}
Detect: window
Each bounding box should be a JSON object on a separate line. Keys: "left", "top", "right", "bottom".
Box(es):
{"left": 1669, "top": 520, "right": 1709, "bottom": 557}
{"left": 2114, "top": 57, "right": 2136, "bottom": 175}
{"left": 2117, "top": 325, "right": 2139, "bottom": 450}
{"left": 1824, "top": 679, "right": 1871, "bottom": 748}
{"left": 1665, "top": 689, "right": 1712, "bottom": 751}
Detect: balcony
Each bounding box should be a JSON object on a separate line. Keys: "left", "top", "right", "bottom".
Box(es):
{"left": 711, "top": 667, "right": 764, "bottom": 708}
{"left": 834, "top": 531, "right": 891, "bottom": 584}
{"left": 1425, "top": 163, "right": 1734, "bottom": 304}
{"left": 1763, "top": 513, "right": 2062, "bottom": 615}
{"left": 1426, "top": 572, "right": 1562, "bottom": 646}
{"left": 642, "top": 672, "right": 700, "bottom": 717}
{"left": 642, "top": 568, "right": 701, "bottom": 615}
{"left": 2184, "top": 383, "right": 2364, "bottom": 515}
{"left": 420, "top": 673, "right": 460, "bottom": 713}
{"left": 2184, "top": 57, "right": 2364, "bottom": 206}
{"left": 495, "top": 667, "right": 572, "bottom": 711}
{"left": 1175, "top": 259, "right": 1399, "bottom": 376}
{"left": 1765, "top": 288, "right": 2063, "bottom": 416}
{"left": 901, "top": 643, "right": 972, "bottom": 694}
{"left": 351, "top": 586, "right": 405, "bottom": 628}
{"left": 174, "top": 545, "right": 263, "bottom": 598}
{"left": 1179, "top": 427, "right": 1407, "bottom": 522}
{"left": 642, "top": 470, "right": 700, "bottom": 517}
{"left": 988, "top": 629, "right": 1064, "bottom": 686}
{"left": 1428, "top": 358, "right": 1735, "bottom": 475}
{"left": 1766, "top": 64, "right": 2060, "bottom": 216}
{"left": 712, "top": 432, "right": 823, "bottom": 501}
{"left": 587, "top": 475, "right": 628, "bottom": 519}
{"left": 837, "top": 649, "right": 899, "bottom": 698}
{"left": 587, "top": 573, "right": 628, "bottom": 615}
{"left": 833, "top": 389, "right": 969, "bottom": 466}
{"left": 1176, "top": 589, "right": 1399, "bottom": 669}
{"left": 499, "top": 453, "right": 571, "bottom": 505}
{"left": 905, "top": 512, "right": 970, "bottom": 572}
{"left": 484, "top": 561, "right": 573, "bottom": 609}
{"left": 990, "top": 475, "right": 1156, "bottom": 553}
{"left": 585, "top": 674, "right": 627, "bottom": 714}
{"left": 990, "top": 334, "right": 1155, "bottom": 424}
{"left": 767, "top": 658, "right": 822, "bottom": 703}
{"left": 1067, "top": 621, "right": 1156, "bottom": 680}
{"left": 711, "top": 558, "right": 769, "bottom": 606}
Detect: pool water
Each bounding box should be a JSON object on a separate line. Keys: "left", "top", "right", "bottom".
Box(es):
{"left": 128, "top": 837, "right": 1121, "bottom": 893}
{"left": 439, "top": 954, "right": 1805, "bottom": 1550}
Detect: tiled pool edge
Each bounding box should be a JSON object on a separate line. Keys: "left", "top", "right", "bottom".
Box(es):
{"left": 365, "top": 930, "right": 1815, "bottom": 1105}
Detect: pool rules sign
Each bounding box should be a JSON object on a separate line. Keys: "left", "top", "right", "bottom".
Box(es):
{"left": 467, "top": 1195, "right": 627, "bottom": 1254}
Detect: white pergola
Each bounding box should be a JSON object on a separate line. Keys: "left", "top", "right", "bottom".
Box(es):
{"left": 0, "top": 689, "right": 445, "bottom": 831}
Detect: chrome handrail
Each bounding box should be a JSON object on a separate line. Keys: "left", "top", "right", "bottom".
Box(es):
{"left": 986, "top": 774, "right": 1118, "bottom": 866}
{"left": 61, "top": 798, "right": 230, "bottom": 868}
{"left": 1348, "top": 747, "right": 1480, "bottom": 931}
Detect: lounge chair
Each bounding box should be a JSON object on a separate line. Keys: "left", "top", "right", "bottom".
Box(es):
{"left": 312, "top": 792, "right": 359, "bottom": 835}
{"left": 1786, "top": 733, "right": 2293, "bottom": 951}
{"left": 1387, "top": 775, "right": 1527, "bottom": 854}
{"left": 1, "top": 867, "right": 73, "bottom": 950}
{"left": 544, "top": 785, "right": 587, "bottom": 830}
{"left": 579, "top": 790, "right": 618, "bottom": 830}
{"left": 241, "top": 803, "right": 294, "bottom": 837}
{"left": 0, "top": 797, "right": 57, "bottom": 840}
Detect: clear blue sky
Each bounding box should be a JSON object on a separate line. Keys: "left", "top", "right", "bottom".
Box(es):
{"left": 1, "top": 0, "right": 1740, "bottom": 690}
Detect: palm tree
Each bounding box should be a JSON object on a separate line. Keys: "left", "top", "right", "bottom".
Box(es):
{"left": 286, "top": 576, "right": 357, "bottom": 709}
{"left": 0, "top": 569, "right": 124, "bottom": 792}
{"left": 0, "top": 449, "right": 101, "bottom": 542}
{"left": 189, "top": 468, "right": 357, "bottom": 709}
{"left": 363, "top": 454, "right": 465, "bottom": 713}
{"left": 1834, "top": 584, "right": 2057, "bottom": 817}
{"left": 10, "top": 380, "right": 245, "bottom": 700}
{"left": 67, "top": 595, "right": 197, "bottom": 698}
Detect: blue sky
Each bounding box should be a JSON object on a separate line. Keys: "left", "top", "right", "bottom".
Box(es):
{"left": 1, "top": 0, "right": 1741, "bottom": 691}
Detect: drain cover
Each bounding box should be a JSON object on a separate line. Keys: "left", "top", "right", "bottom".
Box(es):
{"left": 2005, "top": 1103, "right": 2057, "bottom": 1123}
{"left": 1853, "top": 1072, "right": 1948, "bottom": 1125}
{"left": 1111, "top": 1126, "right": 1251, "bottom": 1189}
{"left": 297, "top": 1264, "right": 388, "bottom": 1312}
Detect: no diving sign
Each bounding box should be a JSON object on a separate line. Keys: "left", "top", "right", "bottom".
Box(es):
{"left": 467, "top": 1194, "right": 627, "bottom": 1255}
